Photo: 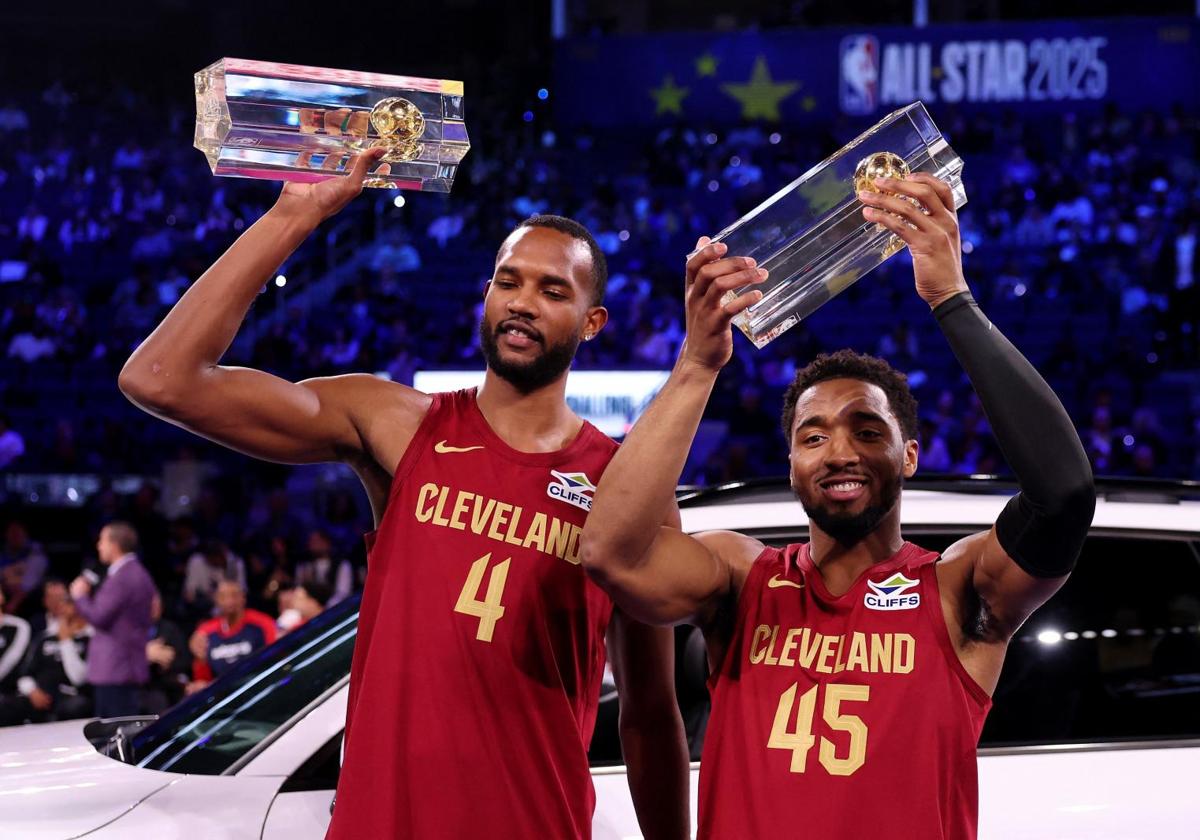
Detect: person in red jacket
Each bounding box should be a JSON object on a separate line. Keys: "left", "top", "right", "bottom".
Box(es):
{"left": 188, "top": 578, "right": 276, "bottom": 692}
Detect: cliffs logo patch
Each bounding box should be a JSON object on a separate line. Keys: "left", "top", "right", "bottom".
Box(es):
{"left": 547, "top": 470, "right": 597, "bottom": 512}
{"left": 865, "top": 572, "right": 920, "bottom": 611}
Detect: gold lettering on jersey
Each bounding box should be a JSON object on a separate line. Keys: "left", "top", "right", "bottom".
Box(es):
{"left": 778, "top": 627, "right": 802, "bottom": 667}
{"left": 448, "top": 492, "right": 471, "bottom": 531}
{"left": 845, "top": 632, "right": 870, "bottom": 672}
{"left": 522, "top": 513, "right": 547, "bottom": 552}
{"left": 413, "top": 483, "right": 584, "bottom": 567}
{"left": 749, "top": 624, "right": 773, "bottom": 664}
{"left": 431, "top": 486, "right": 451, "bottom": 526}
{"left": 487, "top": 502, "right": 512, "bottom": 541}
{"left": 748, "top": 624, "right": 917, "bottom": 676}
{"left": 504, "top": 506, "right": 525, "bottom": 546}
{"left": 415, "top": 483, "right": 439, "bottom": 523}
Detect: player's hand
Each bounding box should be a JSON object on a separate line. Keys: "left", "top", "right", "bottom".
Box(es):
{"left": 858, "top": 173, "right": 968, "bottom": 310}
{"left": 272, "top": 146, "right": 391, "bottom": 229}
{"left": 189, "top": 629, "right": 208, "bottom": 661}
{"left": 29, "top": 687, "right": 53, "bottom": 711}
{"left": 679, "top": 236, "right": 767, "bottom": 372}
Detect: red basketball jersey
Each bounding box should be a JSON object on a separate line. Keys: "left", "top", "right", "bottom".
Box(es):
{"left": 699, "top": 542, "right": 991, "bottom": 840}
{"left": 327, "top": 389, "right": 618, "bottom": 839}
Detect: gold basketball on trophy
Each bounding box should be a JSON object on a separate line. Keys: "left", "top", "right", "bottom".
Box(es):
{"left": 853, "top": 151, "right": 910, "bottom": 194}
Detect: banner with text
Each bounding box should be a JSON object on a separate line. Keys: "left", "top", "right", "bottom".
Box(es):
{"left": 553, "top": 17, "right": 1199, "bottom": 127}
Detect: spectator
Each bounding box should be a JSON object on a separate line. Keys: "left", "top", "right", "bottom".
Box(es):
{"left": 0, "top": 521, "right": 49, "bottom": 617}
{"left": 0, "top": 414, "right": 25, "bottom": 469}
{"left": 278, "top": 581, "right": 333, "bottom": 634}
{"left": 70, "top": 522, "right": 156, "bottom": 718}
{"left": 0, "top": 587, "right": 33, "bottom": 701}
{"left": 0, "top": 596, "right": 91, "bottom": 726}
{"left": 182, "top": 538, "right": 247, "bottom": 616}
{"left": 142, "top": 591, "right": 191, "bottom": 714}
{"left": 294, "top": 529, "right": 354, "bottom": 605}
{"left": 188, "top": 579, "right": 276, "bottom": 693}
{"left": 29, "top": 579, "right": 69, "bottom": 638}
{"left": 293, "top": 581, "right": 332, "bottom": 626}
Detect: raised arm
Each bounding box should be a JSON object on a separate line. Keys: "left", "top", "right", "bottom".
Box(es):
{"left": 118, "top": 149, "right": 426, "bottom": 466}
{"left": 860, "top": 174, "right": 1095, "bottom": 675}
{"left": 581, "top": 239, "right": 766, "bottom": 625}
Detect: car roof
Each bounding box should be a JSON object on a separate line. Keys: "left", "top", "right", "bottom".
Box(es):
{"left": 677, "top": 476, "right": 1200, "bottom": 536}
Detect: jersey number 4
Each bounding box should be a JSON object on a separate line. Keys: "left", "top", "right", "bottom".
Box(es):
{"left": 768, "top": 683, "right": 869, "bottom": 777}
{"left": 454, "top": 553, "right": 511, "bottom": 642}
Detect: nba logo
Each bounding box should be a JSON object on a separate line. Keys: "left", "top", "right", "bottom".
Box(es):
{"left": 839, "top": 35, "right": 879, "bottom": 115}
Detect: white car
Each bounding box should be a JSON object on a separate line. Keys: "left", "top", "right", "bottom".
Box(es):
{"left": 2, "top": 478, "right": 1198, "bottom": 839}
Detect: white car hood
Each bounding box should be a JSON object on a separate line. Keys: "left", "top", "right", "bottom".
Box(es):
{"left": 0, "top": 719, "right": 177, "bottom": 839}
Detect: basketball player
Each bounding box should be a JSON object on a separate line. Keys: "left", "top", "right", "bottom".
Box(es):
{"left": 581, "top": 173, "right": 1096, "bottom": 838}
{"left": 119, "top": 147, "right": 689, "bottom": 839}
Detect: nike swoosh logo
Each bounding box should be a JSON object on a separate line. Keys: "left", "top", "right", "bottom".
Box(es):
{"left": 767, "top": 574, "right": 804, "bottom": 590}
{"left": 434, "top": 440, "right": 484, "bottom": 454}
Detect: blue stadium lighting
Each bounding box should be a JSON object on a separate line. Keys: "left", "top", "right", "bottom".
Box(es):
{"left": 275, "top": 275, "right": 287, "bottom": 288}
{"left": 393, "top": 195, "right": 406, "bottom": 208}
{"left": 523, "top": 110, "right": 534, "bottom": 122}
{"left": 537, "top": 88, "right": 549, "bottom": 100}
{"left": 769, "top": 132, "right": 782, "bottom": 144}
{"left": 707, "top": 180, "right": 720, "bottom": 192}
{"left": 1123, "top": 435, "right": 1136, "bottom": 447}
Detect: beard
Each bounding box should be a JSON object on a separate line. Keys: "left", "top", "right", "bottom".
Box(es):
{"left": 478, "top": 316, "right": 579, "bottom": 394}
{"left": 795, "top": 470, "right": 903, "bottom": 547}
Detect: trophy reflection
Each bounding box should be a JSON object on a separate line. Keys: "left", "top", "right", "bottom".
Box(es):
{"left": 193, "top": 58, "right": 470, "bottom": 193}
{"left": 709, "top": 101, "right": 966, "bottom": 348}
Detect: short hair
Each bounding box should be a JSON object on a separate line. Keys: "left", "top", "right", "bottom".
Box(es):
{"left": 104, "top": 521, "right": 139, "bottom": 554}
{"left": 299, "top": 581, "right": 333, "bottom": 608}
{"left": 513, "top": 214, "right": 608, "bottom": 305}
{"left": 781, "top": 350, "right": 920, "bottom": 444}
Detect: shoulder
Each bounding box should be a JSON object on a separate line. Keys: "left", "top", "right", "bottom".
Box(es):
{"left": 244, "top": 610, "right": 276, "bottom": 631}
{"left": 695, "top": 530, "right": 770, "bottom": 590}
{"left": 196, "top": 618, "right": 221, "bottom": 635}
{"left": 1, "top": 614, "right": 30, "bottom": 633}
{"left": 303, "top": 373, "right": 434, "bottom": 430}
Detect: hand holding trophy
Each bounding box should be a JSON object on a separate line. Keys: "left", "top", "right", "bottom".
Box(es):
{"left": 699, "top": 102, "right": 967, "bottom": 347}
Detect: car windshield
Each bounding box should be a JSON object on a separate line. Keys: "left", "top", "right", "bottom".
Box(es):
{"left": 124, "top": 596, "right": 360, "bottom": 775}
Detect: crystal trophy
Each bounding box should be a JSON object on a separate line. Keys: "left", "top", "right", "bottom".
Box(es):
{"left": 193, "top": 58, "right": 470, "bottom": 192}
{"left": 709, "top": 101, "right": 965, "bottom": 347}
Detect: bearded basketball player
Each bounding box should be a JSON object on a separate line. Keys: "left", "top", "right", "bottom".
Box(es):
{"left": 582, "top": 172, "right": 1096, "bottom": 838}
{"left": 119, "top": 147, "right": 689, "bottom": 839}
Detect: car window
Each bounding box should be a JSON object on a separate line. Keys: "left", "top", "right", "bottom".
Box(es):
{"left": 127, "top": 597, "right": 359, "bottom": 775}
{"left": 983, "top": 534, "right": 1200, "bottom": 745}
{"left": 651, "top": 529, "right": 1200, "bottom": 759}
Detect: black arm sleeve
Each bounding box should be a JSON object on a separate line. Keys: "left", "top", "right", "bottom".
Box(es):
{"left": 934, "top": 291, "right": 1096, "bottom": 577}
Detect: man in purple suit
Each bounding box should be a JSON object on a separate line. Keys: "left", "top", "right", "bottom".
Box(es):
{"left": 70, "top": 522, "right": 155, "bottom": 717}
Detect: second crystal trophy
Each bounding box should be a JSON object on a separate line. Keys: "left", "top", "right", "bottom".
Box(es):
{"left": 194, "top": 58, "right": 470, "bottom": 192}
{"left": 709, "top": 101, "right": 966, "bottom": 347}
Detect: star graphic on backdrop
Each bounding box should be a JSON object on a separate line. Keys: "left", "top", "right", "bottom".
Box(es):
{"left": 650, "top": 74, "right": 689, "bottom": 115}
{"left": 695, "top": 52, "right": 719, "bottom": 78}
{"left": 720, "top": 55, "right": 799, "bottom": 121}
